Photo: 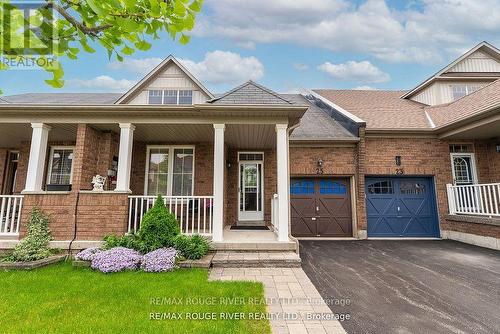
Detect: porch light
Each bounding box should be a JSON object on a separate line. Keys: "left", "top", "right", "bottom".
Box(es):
{"left": 395, "top": 156, "right": 402, "bottom": 166}
{"left": 496, "top": 144, "right": 500, "bottom": 153}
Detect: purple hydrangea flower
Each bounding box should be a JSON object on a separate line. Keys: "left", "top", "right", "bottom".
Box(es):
{"left": 91, "top": 247, "right": 142, "bottom": 273}
{"left": 75, "top": 247, "right": 102, "bottom": 261}
{"left": 141, "top": 248, "right": 177, "bottom": 272}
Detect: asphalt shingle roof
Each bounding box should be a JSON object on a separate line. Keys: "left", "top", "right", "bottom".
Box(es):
{"left": 284, "top": 94, "right": 357, "bottom": 140}
{"left": 0, "top": 93, "right": 122, "bottom": 105}
{"left": 314, "top": 90, "right": 431, "bottom": 129}
{"left": 210, "top": 81, "right": 292, "bottom": 105}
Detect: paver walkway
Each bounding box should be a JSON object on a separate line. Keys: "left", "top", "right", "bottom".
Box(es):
{"left": 209, "top": 267, "right": 347, "bottom": 334}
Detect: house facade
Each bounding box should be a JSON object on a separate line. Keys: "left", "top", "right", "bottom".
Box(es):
{"left": 0, "top": 42, "right": 499, "bottom": 251}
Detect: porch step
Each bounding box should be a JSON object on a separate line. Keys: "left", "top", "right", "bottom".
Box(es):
{"left": 236, "top": 220, "right": 266, "bottom": 227}
{"left": 212, "top": 241, "right": 297, "bottom": 251}
{"left": 212, "top": 251, "right": 301, "bottom": 268}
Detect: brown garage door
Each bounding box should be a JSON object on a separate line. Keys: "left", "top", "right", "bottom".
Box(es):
{"left": 291, "top": 178, "right": 352, "bottom": 237}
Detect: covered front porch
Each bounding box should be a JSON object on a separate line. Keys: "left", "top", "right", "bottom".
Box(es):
{"left": 0, "top": 103, "right": 306, "bottom": 248}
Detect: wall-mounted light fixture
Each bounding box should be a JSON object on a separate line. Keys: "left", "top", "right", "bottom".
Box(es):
{"left": 395, "top": 155, "right": 402, "bottom": 166}
{"left": 316, "top": 158, "right": 324, "bottom": 175}
{"left": 496, "top": 144, "right": 500, "bottom": 153}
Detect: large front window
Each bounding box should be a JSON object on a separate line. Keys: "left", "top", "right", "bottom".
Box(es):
{"left": 145, "top": 147, "right": 194, "bottom": 196}
{"left": 47, "top": 147, "right": 74, "bottom": 185}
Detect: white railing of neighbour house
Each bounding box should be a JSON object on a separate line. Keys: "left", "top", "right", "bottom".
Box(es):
{"left": 128, "top": 196, "right": 214, "bottom": 235}
{"left": 270, "top": 194, "right": 279, "bottom": 236}
{"left": 447, "top": 183, "right": 500, "bottom": 217}
{"left": 0, "top": 195, "right": 23, "bottom": 235}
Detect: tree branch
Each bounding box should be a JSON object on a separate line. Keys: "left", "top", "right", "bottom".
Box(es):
{"left": 48, "top": 2, "right": 112, "bottom": 37}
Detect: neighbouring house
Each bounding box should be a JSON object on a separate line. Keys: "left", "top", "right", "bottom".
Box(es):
{"left": 0, "top": 41, "right": 499, "bottom": 252}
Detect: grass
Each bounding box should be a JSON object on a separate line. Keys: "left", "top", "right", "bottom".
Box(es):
{"left": 0, "top": 262, "right": 271, "bottom": 334}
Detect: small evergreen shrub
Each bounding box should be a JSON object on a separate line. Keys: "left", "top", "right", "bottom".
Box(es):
{"left": 9, "top": 208, "right": 52, "bottom": 262}
{"left": 103, "top": 234, "right": 140, "bottom": 250}
{"left": 141, "top": 248, "right": 177, "bottom": 272}
{"left": 136, "top": 195, "right": 180, "bottom": 252}
{"left": 174, "top": 234, "right": 210, "bottom": 260}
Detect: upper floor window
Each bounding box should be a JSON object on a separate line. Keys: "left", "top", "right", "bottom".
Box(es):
{"left": 451, "top": 84, "right": 483, "bottom": 101}
{"left": 148, "top": 90, "right": 193, "bottom": 105}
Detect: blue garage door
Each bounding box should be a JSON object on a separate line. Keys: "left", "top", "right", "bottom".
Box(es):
{"left": 366, "top": 177, "right": 440, "bottom": 237}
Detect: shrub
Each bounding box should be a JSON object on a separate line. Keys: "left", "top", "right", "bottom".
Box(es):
{"left": 9, "top": 208, "right": 52, "bottom": 262}
{"left": 75, "top": 247, "right": 102, "bottom": 261}
{"left": 136, "top": 195, "right": 180, "bottom": 252}
{"left": 91, "top": 247, "right": 142, "bottom": 273}
{"left": 174, "top": 234, "right": 210, "bottom": 260}
{"left": 141, "top": 248, "right": 177, "bottom": 272}
{"left": 102, "top": 234, "right": 140, "bottom": 250}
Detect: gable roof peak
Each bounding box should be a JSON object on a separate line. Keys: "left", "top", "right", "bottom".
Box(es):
{"left": 115, "top": 54, "right": 214, "bottom": 104}
{"left": 209, "top": 80, "right": 293, "bottom": 105}
{"left": 401, "top": 41, "right": 500, "bottom": 100}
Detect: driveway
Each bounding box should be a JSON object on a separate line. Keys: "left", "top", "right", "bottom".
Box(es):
{"left": 299, "top": 240, "right": 500, "bottom": 334}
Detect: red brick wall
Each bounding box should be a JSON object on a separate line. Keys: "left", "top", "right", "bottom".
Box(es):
{"left": 290, "top": 146, "right": 357, "bottom": 176}
{"left": 442, "top": 219, "right": 500, "bottom": 238}
{"left": 487, "top": 142, "right": 500, "bottom": 182}
{"left": 75, "top": 193, "right": 129, "bottom": 240}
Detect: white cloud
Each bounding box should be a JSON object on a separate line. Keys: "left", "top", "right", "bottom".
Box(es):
{"left": 318, "top": 61, "right": 390, "bottom": 83}
{"left": 108, "top": 57, "right": 162, "bottom": 75}
{"left": 293, "top": 63, "right": 309, "bottom": 71}
{"left": 66, "top": 76, "right": 136, "bottom": 91}
{"left": 194, "top": 0, "right": 500, "bottom": 64}
{"left": 353, "top": 85, "right": 377, "bottom": 90}
{"left": 107, "top": 51, "right": 264, "bottom": 86}
{"left": 178, "top": 50, "right": 264, "bottom": 85}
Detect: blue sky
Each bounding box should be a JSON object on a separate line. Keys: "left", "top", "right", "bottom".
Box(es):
{"left": 1, "top": 0, "right": 500, "bottom": 96}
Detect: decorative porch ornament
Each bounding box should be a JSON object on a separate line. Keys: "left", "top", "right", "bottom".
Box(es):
{"left": 316, "top": 158, "right": 324, "bottom": 175}
{"left": 91, "top": 175, "right": 107, "bottom": 191}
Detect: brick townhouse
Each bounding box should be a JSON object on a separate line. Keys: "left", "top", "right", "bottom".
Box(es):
{"left": 0, "top": 41, "right": 499, "bottom": 251}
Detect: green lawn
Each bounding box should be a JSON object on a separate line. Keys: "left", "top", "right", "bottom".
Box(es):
{"left": 0, "top": 262, "right": 271, "bottom": 334}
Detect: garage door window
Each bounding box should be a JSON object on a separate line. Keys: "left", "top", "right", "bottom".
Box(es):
{"left": 319, "top": 180, "right": 347, "bottom": 194}
{"left": 400, "top": 181, "right": 426, "bottom": 195}
{"left": 290, "top": 179, "right": 314, "bottom": 195}
{"left": 367, "top": 181, "right": 393, "bottom": 194}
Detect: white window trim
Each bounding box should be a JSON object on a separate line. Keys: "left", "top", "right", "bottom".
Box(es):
{"left": 144, "top": 145, "right": 195, "bottom": 196}
{"left": 46, "top": 146, "right": 75, "bottom": 185}
{"left": 450, "top": 152, "right": 478, "bottom": 185}
{"left": 147, "top": 89, "right": 194, "bottom": 105}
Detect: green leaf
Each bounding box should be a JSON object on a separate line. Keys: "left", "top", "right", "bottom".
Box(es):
{"left": 121, "top": 45, "right": 135, "bottom": 55}
{"left": 134, "top": 40, "right": 151, "bottom": 51}
{"left": 86, "top": 0, "right": 108, "bottom": 16}
{"left": 150, "top": 0, "right": 160, "bottom": 16}
{"left": 179, "top": 34, "right": 190, "bottom": 45}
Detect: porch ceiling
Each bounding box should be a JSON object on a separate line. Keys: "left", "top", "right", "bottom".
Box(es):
{"left": 0, "top": 123, "right": 76, "bottom": 147}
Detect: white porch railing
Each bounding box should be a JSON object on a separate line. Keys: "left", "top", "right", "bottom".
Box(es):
{"left": 447, "top": 183, "right": 500, "bottom": 217}
{"left": 0, "top": 195, "right": 23, "bottom": 235}
{"left": 128, "top": 196, "right": 214, "bottom": 235}
{"left": 270, "top": 194, "right": 279, "bottom": 236}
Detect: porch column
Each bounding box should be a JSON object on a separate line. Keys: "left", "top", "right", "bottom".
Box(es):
{"left": 276, "top": 124, "right": 290, "bottom": 242}
{"left": 212, "top": 124, "right": 225, "bottom": 242}
{"left": 115, "top": 123, "right": 135, "bottom": 192}
{"left": 24, "top": 123, "right": 51, "bottom": 192}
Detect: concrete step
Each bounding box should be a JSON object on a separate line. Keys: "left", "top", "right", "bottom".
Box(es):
{"left": 211, "top": 251, "right": 301, "bottom": 268}
{"left": 212, "top": 241, "right": 297, "bottom": 251}
{"left": 236, "top": 220, "right": 266, "bottom": 227}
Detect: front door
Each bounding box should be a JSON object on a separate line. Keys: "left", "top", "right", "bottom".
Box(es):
{"left": 238, "top": 153, "right": 264, "bottom": 221}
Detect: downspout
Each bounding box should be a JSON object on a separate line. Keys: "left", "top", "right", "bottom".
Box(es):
{"left": 68, "top": 191, "right": 81, "bottom": 256}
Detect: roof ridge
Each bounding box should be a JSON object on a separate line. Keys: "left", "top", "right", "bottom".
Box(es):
{"left": 209, "top": 80, "right": 292, "bottom": 104}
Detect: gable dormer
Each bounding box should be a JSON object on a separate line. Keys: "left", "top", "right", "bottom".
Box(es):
{"left": 116, "top": 56, "right": 213, "bottom": 105}
{"left": 402, "top": 42, "right": 500, "bottom": 106}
